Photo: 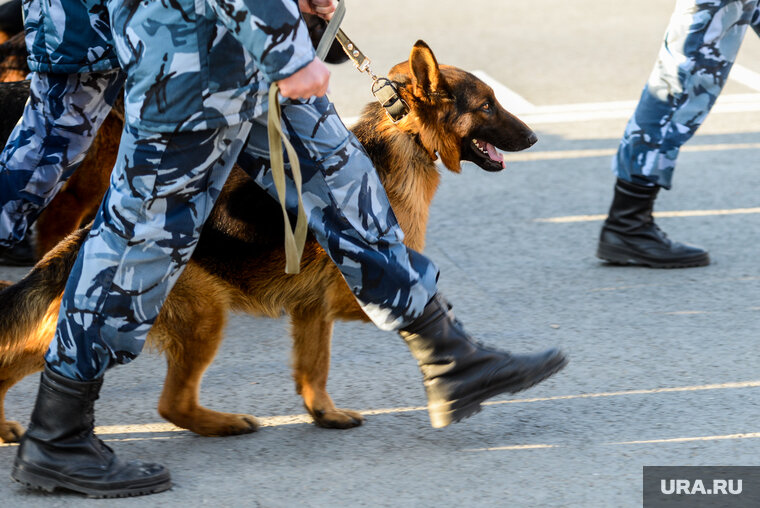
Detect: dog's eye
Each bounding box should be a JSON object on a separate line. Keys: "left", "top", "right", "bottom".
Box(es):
{"left": 480, "top": 102, "right": 491, "bottom": 113}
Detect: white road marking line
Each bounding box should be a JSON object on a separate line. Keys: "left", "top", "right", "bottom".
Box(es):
{"left": 4, "top": 381, "right": 758, "bottom": 449}
{"left": 607, "top": 432, "right": 760, "bottom": 446}
{"left": 519, "top": 92, "right": 760, "bottom": 124}
{"left": 481, "top": 380, "right": 760, "bottom": 406}
{"left": 465, "top": 433, "right": 760, "bottom": 453}
{"left": 535, "top": 207, "right": 760, "bottom": 224}
{"left": 508, "top": 142, "right": 760, "bottom": 163}
{"left": 590, "top": 276, "right": 760, "bottom": 292}
{"left": 728, "top": 64, "right": 760, "bottom": 92}
{"left": 471, "top": 70, "right": 536, "bottom": 113}
{"left": 2, "top": 379, "right": 755, "bottom": 448}
{"left": 465, "top": 444, "right": 558, "bottom": 452}
{"left": 658, "top": 310, "right": 710, "bottom": 315}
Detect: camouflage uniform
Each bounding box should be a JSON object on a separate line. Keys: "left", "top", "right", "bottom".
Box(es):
{"left": 45, "top": 0, "right": 439, "bottom": 380}
{"left": 0, "top": 0, "right": 122, "bottom": 247}
{"left": 0, "top": 70, "right": 124, "bottom": 247}
{"left": 614, "top": 0, "right": 760, "bottom": 189}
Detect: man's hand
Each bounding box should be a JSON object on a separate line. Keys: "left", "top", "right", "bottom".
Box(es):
{"left": 277, "top": 58, "right": 330, "bottom": 99}
{"left": 298, "top": 0, "right": 336, "bottom": 20}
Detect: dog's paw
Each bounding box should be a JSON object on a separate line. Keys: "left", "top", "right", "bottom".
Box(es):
{"left": 176, "top": 412, "right": 260, "bottom": 437}
{"left": 0, "top": 420, "right": 25, "bottom": 443}
{"left": 311, "top": 408, "right": 364, "bottom": 429}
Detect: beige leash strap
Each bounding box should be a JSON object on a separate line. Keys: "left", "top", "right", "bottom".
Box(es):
{"left": 268, "top": 83, "right": 308, "bottom": 274}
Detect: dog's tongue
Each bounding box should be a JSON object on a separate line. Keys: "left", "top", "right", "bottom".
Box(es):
{"left": 485, "top": 142, "right": 505, "bottom": 167}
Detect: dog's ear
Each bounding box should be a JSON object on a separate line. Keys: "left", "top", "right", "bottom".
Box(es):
{"left": 410, "top": 40, "right": 444, "bottom": 98}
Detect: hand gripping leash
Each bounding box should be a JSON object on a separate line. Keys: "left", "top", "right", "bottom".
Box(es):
{"left": 268, "top": 0, "right": 407, "bottom": 273}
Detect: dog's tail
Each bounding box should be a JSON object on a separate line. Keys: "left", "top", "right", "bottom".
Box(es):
{"left": 0, "top": 226, "right": 89, "bottom": 352}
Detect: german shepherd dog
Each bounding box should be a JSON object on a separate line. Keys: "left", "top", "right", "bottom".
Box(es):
{"left": 0, "top": 41, "right": 537, "bottom": 442}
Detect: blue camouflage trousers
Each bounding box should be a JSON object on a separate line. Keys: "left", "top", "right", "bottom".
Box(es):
{"left": 0, "top": 69, "right": 125, "bottom": 247}
{"left": 614, "top": 0, "right": 760, "bottom": 189}
{"left": 46, "top": 96, "right": 439, "bottom": 380}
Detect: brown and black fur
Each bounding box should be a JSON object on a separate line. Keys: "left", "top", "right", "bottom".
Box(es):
{"left": 0, "top": 33, "right": 26, "bottom": 82}
{"left": 0, "top": 0, "right": 22, "bottom": 48}
{"left": 0, "top": 41, "right": 537, "bottom": 442}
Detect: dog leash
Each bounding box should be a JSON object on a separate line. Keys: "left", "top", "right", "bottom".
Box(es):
{"left": 267, "top": 83, "right": 308, "bottom": 274}
{"left": 331, "top": 30, "right": 409, "bottom": 122}
{"left": 315, "top": 0, "right": 408, "bottom": 122}
{"left": 268, "top": 0, "right": 407, "bottom": 274}
{"left": 266, "top": 0, "right": 348, "bottom": 275}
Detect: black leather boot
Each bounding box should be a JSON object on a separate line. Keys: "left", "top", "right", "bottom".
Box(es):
{"left": 0, "top": 236, "right": 37, "bottom": 266}
{"left": 399, "top": 295, "right": 567, "bottom": 428}
{"left": 596, "top": 178, "right": 709, "bottom": 268}
{"left": 11, "top": 367, "right": 171, "bottom": 498}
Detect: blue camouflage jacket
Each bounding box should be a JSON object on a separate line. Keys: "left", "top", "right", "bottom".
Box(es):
{"left": 23, "top": 0, "right": 119, "bottom": 73}
{"left": 109, "top": 0, "right": 315, "bottom": 132}
{"left": 23, "top": 0, "right": 314, "bottom": 132}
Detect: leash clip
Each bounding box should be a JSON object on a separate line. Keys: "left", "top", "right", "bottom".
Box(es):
{"left": 326, "top": 20, "right": 409, "bottom": 122}
{"left": 336, "top": 30, "right": 373, "bottom": 76}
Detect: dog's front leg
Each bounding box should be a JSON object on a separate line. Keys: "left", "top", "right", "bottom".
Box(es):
{"left": 291, "top": 310, "right": 363, "bottom": 429}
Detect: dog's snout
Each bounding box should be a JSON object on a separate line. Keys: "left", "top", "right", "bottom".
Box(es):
{"left": 526, "top": 131, "right": 538, "bottom": 146}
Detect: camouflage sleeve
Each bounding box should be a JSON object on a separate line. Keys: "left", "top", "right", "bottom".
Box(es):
{"left": 208, "top": 0, "right": 315, "bottom": 82}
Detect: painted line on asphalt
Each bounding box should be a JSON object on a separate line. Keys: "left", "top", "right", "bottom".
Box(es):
{"left": 590, "top": 276, "right": 760, "bottom": 293}
{"left": 728, "top": 64, "right": 760, "bottom": 92}
{"left": 652, "top": 308, "right": 760, "bottom": 315}
{"left": 466, "top": 433, "right": 760, "bottom": 453}
{"left": 3, "top": 379, "right": 756, "bottom": 447}
{"left": 508, "top": 142, "right": 760, "bottom": 164}
{"left": 480, "top": 380, "right": 760, "bottom": 407}
{"left": 535, "top": 207, "right": 760, "bottom": 224}
{"left": 608, "top": 432, "right": 760, "bottom": 446}
{"left": 519, "top": 93, "right": 760, "bottom": 124}
{"left": 467, "top": 444, "right": 559, "bottom": 452}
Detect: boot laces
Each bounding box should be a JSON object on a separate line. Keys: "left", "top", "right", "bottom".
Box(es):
{"left": 651, "top": 220, "right": 666, "bottom": 237}
{"left": 441, "top": 295, "right": 496, "bottom": 351}
{"left": 81, "top": 406, "right": 114, "bottom": 455}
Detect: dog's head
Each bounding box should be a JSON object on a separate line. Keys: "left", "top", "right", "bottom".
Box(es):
{"left": 388, "top": 40, "right": 536, "bottom": 173}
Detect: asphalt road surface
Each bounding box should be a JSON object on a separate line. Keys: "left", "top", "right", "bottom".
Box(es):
{"left": 2, "top": 1, "right": 760, "bottom": 506}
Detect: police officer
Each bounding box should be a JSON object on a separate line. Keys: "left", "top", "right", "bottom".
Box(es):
{"left": 0, "top": 0, "right": 123, "bottom": 266}
{"left": 598, "top": 0, "right": 760, "bottom": 268}
{"left": 11, "top": 0, "right": 567, "bottom": 498}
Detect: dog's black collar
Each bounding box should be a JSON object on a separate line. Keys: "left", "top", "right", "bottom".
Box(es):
{"left": 371, "top": 78, "right": 409, "bottom": 123}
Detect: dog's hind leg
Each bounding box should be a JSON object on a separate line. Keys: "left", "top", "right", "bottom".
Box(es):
{"left": 291, "top": 310, "right": 364, "bottom": 429}
{"left": 0, "top": 289, "right": 56, "bottom": 443}
{"left": 156, "top": 269, "right": 259, "bottom": 437}
{"left": 0, "top": 370, "right": 28, "bottom": 443}
{"left": 0, "top": 354, "right": 46, "bottom": 443}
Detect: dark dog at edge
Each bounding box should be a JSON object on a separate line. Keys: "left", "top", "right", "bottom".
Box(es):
{"left": 0, "top": 41, "right": 538, "bottom": 442}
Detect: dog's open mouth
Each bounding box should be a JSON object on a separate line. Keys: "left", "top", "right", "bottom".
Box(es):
{"left": 465, "top": 138, "right": 505, "bottom": 171}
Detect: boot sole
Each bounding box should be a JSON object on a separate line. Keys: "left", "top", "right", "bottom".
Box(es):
{"left": 427, "top": 351, "right": 568, "bottom": 429}
{"left": 11, "top": 459, "right": 172, "bottom": 498}
{"left": 596, "top": 242, "right": 710, "bottom": 269}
